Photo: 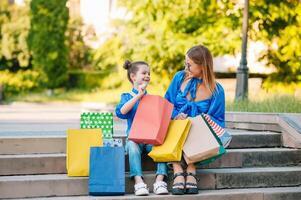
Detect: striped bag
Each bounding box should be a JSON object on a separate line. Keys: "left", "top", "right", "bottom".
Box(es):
{"left": 203, "top": 114, "right": 232, "bottom": 148}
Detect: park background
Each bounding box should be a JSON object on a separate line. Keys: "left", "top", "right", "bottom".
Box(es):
{"left": 0, "top": 0, "right": 300, "bottom": 113}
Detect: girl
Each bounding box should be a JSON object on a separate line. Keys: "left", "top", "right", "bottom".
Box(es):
{"left": 164, "top": 45, "right": 232, "bottom": 195}
{"left": 115, "top": 60, "right": 168, "bottom": 196}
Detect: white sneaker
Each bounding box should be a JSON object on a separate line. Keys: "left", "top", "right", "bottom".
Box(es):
{"left": 153, "top": 181, "right": 169, "bottom": 195}
{"left": 134, "top": 182, "right": 149, "bottom": 196}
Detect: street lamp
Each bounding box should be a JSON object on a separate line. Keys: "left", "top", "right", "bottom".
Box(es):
{"left": 235, "top": 0, "right": 249, "bottom": 100}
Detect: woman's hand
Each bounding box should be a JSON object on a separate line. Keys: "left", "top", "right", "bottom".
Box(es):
{"left": 175, "top": 113, "right": 188, "bottom": 120}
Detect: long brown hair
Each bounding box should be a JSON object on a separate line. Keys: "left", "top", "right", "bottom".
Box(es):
{"left": 186, "top": 45, "right": 216, "bottom": 94}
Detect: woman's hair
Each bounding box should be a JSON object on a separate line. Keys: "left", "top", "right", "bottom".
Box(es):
{"left": 186, "top": 45, "right": 216, "bottom": 94}
{"left": 123, "top": 60, "right": 149, "bottom": 83}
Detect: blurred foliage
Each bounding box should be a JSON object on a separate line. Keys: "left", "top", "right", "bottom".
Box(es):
{"left": 28, "top": 0, "right": 69, "bottom": 89}
{"left": 0, "top": 0, "right": 300, "bottom": 100}
{"left": 262, "top": 80, "right": 301, "bottom": 94}
{"left": 0, "top": 70, "right": 40, "bottom": 97}
{"left": 67, "top": 17, "right": 94, "bottom": 70}
{"left": 249, "top": 0, "right": 301, "bottom": 83}
{"left": 67, "top": 70, "right": 110, "bottom": 89}
{"left": 93, "top": 0, "right": 242, "bottom": 87}
{"left": 0, "top": 0, "right": 31, "bottom": 71}
{"left": 93, "top": 0, "right": 301, "bottom": 88}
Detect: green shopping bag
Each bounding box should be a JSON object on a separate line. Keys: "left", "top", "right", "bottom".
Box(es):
{"left": 81, "top": 112, "right": 113, "bottom": 139}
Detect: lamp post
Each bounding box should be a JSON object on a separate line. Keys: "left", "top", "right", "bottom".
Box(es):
{"left": 235, "top": 0, "right": 249, "bottom": 100}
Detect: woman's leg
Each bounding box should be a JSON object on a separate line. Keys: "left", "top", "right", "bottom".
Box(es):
{"left": 171, "top": 162, "right": 186, "bottom": 195}
{"left": 172, "top": 162, "right": 185, "bottom": 188}
{"left": 185, "top": 163, "right": 199, "bottom": 194}
{"left": 186, "top": 163, "right": 197, "bottom": 187}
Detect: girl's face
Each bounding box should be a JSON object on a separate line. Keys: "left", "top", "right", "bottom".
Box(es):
{"left": 185, "top": 56, "right": 203, "bottom": 78}
{"left": 131, "top": 64, "right": 150, "bottom": 86}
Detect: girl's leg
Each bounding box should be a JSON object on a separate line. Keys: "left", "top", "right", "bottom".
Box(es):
{"left": 145, "top": 144, "right": 168, "bottom": 181}
{"left": 127, "top": 141, "right": 149, "bottom": 196}
{"left": 127, "top": 140, "right": 143, "bottom": 182}
{"left": 145, "top": 144, "right": 168, "bottom": 194}
{"left": 155, "top": 163, "right": 168, "bottom": 181}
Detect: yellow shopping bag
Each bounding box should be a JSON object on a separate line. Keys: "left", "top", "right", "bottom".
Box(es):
{"left": 67, "top": 129, "right": 103, "bottom": 176}
{"left": 148, "top": 119, "right": 191, "bottom": 162}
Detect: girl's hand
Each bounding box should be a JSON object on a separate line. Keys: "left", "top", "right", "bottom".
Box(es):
{"left": 137, "top": 82, "right": 147, "bottom": 98}
{"left": 175, "top": 113, "right": 188, "bottom": 120}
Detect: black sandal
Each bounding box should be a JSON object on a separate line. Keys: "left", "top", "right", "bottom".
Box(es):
{"left": 171, "top": 172, "right": 186, "bottom": 195}
{"left": 185, "top": 172, "right": 199, "bottom": 194}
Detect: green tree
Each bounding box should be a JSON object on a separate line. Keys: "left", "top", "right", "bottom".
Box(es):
{"left": 0, "top": 1, "right": 30, "bottom": 71}
{"left": 93, "top": 0, "right": 242, "bottom": 80}
{"left": 28, "top": 0, "right": 69, "bottom": 89}
{"left": 94, "top": 0, "right": 301, "bottom": 88}
{"left": 250, "top": 0, "right": 301, "bottom": 83}
{"left": 67, "top": 17, "right": 93, "bottom": 70}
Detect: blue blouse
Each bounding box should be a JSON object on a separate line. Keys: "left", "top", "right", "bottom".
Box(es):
{"left": 115, "top": 88, "right": 145, "bottom": 135}
{"left": 165, "top": 70, "right": 225, "bottom": 128}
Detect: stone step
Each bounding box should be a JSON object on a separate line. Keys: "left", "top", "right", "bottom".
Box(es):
{"left": 0, "top": 131, "right": 281, "bottom": 155}
{"left": 23, "top": 186, "right": 301, "bottom": 200}
{"left": 1, "top": 148, "right": 300, "bottom": 176}
{"left": 1, "top": 167, "right": 301, "bottom": 199}
{"left": 226, "top": 121, "right": 281, "bottom": 132}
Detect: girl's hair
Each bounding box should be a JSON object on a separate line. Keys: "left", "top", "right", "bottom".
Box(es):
{"left": 123, "top": 60, "right": 149, "bottom": 83}
{"left": 186, "top": 45, "right": 216, "bottom": 94}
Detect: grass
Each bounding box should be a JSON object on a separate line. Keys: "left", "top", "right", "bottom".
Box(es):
{"left": 5, "top": 86, "right": 301, "bottom": 113}
{"left": 226, "top": 93, "right": 301, "bottom": 113}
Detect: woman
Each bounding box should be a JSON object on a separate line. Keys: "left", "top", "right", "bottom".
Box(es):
{"left": 164, "top": 45, "right": 231, "bottom": 195}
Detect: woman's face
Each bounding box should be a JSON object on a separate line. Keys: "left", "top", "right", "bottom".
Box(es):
{"left": 185, "top": 56, "right": 202, "bottom": 78}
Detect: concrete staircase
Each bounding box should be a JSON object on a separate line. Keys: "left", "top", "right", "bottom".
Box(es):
{"left": 0, "top": 109, "right": 301, "bottom": 199}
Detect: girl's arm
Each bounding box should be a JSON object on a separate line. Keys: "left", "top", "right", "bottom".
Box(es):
{"left": 120, "top": 85, "right": 145, "bottom": 115}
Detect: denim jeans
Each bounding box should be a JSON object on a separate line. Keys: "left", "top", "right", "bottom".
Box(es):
{"left": 126, "top": 140, "right": 168, "bottom": 178}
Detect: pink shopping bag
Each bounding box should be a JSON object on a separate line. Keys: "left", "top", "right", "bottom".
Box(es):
{"left": 128, "top": 95, "right": 173, "bottom": 145}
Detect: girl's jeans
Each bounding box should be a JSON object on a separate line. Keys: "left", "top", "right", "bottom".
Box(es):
{"left": 126, "top": 140, "right": 167, "bottom": 178}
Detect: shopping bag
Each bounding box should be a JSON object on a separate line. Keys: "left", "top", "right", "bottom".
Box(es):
{"left": 128, "top": 95, "right": 173, "bottom": 145}
{"left": 66, "top": 129, "right": 103, "bottom": 176}
{"left": 183, "top": 115, "right": 221, "bottom": 164}
{"left": 148, "top": 119, "right": 191, "bottom": 162}
{"left": 103, "top": 138, "right": 123, "bottom": 147}
{"left": 186, "top": 114, "right": 226, "bottom": 165}
{"left": 203, "top": 114, "right": 232, "bottom": 147}
{"left": 81, "top": 112, "right": 113, "bottom": 139}
{"left": 89, "top": 147, "right": 125, "bottom": 196}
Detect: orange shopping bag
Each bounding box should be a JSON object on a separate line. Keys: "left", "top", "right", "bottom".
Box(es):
{"left": 128, "top": 95, "right": 173, "bottom": 145}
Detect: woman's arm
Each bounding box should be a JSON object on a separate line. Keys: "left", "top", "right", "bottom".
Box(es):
{"left": 207, "top": 83, "right": 225, "bottom": 128}
{"left": 164, "top": 71, "right": 184, "bottom": 104}
{"left": 165, "top": 71, "right": 185, "bottom": 119}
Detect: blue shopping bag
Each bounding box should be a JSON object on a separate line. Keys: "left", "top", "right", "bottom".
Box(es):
{"left": 89, "top": 146, "right": 125, "bottom": 196}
